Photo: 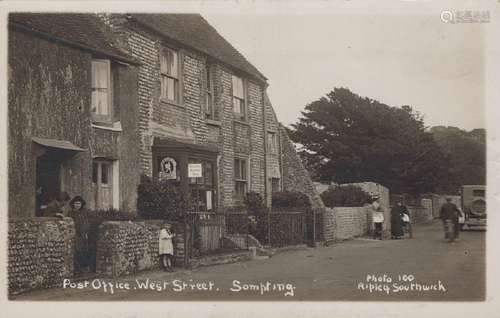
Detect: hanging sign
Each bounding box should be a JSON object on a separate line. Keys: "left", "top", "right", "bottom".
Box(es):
{"left": 188, "top": 163, "right": 203, "bottom": 178}
{"left": 159, "top": 157, "right": 177, "bottom": 180}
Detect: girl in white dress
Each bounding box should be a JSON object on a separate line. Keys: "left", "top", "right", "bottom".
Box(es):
{"left": 159, "top": 223, "right": 175, "bottom": 272}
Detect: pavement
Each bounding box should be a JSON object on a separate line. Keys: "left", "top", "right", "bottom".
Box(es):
{"left": 12, "top": 220, "right": 485, "bottom": 301}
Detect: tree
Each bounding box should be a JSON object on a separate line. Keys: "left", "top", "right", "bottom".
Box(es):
{"left": 289, "top": 87, "right": 448, "bottom": 194}
{"left": 430, "top": 126, "right": 486, "bottom": 194}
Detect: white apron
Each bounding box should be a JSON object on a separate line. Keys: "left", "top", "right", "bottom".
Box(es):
{"left": 372, "top": 201, "right": 384, "bottom": 223}
{"left": 372, "top": 211, "right": 385, "bottom": 223}
{"left": 159, "top": 229, "right": 174, "bottom": 255}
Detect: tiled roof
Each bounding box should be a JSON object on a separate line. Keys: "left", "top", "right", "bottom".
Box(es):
{"left": 9, "top": 13, "right": 136, "bottom": 64}
{"left": 131, "top": 14, "right": 267, "bottom": 83}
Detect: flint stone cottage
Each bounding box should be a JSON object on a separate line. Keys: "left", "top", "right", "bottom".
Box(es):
{"left": 8, "top": 13, "right": 141, "bottom": 294}
{"left": 98, "top": 14, "right": 284, "bottom": 212}
{"left": 7, "top": 13, "right": 324, "bottom": 294}
{"left": 97, "top": 14, "right": 325, "bottom": 252}
{"left": 8, "top": 13, "right": 140, "bottom": 217}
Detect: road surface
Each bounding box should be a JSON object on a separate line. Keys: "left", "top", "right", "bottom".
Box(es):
{"left": 13, "top": 220, "right": 485, "bottom": 301}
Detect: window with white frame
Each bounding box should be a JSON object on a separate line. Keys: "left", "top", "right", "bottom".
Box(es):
{"left": 92, "top": 159, "right": 119, "bottom": 210}
{"left": 267, "top": 132, "right": 277, "bottom": 153}
{"left": 232, "top": 75, "right": 246, "bottom": 121}
{"left": 234, "top": 158, "right": 248, "bottom": 201}
{"left": 160, "top": 47, "right": 180, "bottom": 103}
{"left": 205, "top": 64, "right": 216, "bottom": 120}
{"left": 91, "top": 59, "right": 112, "bottom": 122}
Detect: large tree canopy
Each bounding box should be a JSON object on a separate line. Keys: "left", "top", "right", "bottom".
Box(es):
{"left": 430, "top": 126, "right": 486, "bottom": 194}
{"left": 289, "top": 87, "right": 448, "bottom": 194}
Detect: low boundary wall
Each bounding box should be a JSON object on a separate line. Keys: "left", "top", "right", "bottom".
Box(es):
{"left": 323, "top": 206, "right": 371, "bottom": 243}
{"left": 96, "top": 220, "right": 184, "bottom": 277}
{"left": 8, "top": 217, "right": 75, "bottom": 296}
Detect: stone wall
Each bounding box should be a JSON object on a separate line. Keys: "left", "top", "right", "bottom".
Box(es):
{"left": 408, "top": 199, "right": 433, "bottom": 224}
{"left": 96, "top": 220, "right": 185, "bottom": 277}
{"left": 323, "top": 208, "right": 337, "bottom": 243}
{"left": 323, "top": 207, "right": 370, "bottom": 243}
{"left": 8, "top": 217, "right": 75, "bottom": 296}
{"left": 340, "top": 182, "right": 391, "bottom": 234}
{"left": 279, "top": 125, "right": 325, "bottom": 210}
{"left": 8, "top": 28, "right": 91, "bottom": 217}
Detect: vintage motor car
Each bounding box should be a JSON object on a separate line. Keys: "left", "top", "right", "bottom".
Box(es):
{"left": 460, "top": 185, "right": 486, "bottom": 230}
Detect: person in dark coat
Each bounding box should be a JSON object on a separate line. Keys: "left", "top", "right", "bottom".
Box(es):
{"left": 391, "top": 201, "right": 406, "bottom": 239}
{"left": 440, "top": 198, "right": 463, "bottom": 242}
{"left": 68, "top": 196, "right": 93, "bottom": 273}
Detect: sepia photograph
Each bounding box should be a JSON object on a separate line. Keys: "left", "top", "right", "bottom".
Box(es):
{"left": 2, "top": 0, "right": 499, "bottom": 317}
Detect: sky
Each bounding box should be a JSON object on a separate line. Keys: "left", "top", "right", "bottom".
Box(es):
{"left": 204, "top": 9, "right": 485, "bottom": 131}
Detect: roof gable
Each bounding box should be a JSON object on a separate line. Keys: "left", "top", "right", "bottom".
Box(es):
{"left": 9, "top": 13, "right": 136, "bottom": 64}
{"left": 131, "top": 14, "right": 267, "bottom": 83}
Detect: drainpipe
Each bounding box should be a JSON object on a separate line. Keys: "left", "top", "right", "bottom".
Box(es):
{"left": 278, "top": 123, "right": 284, "bottom": 192}
{"left": 261, "top": 83, "right": 270, "bottom": 246}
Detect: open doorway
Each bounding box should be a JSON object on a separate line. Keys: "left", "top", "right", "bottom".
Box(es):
{"left": 35, "top": 154, "right": 62, "bottom": 216}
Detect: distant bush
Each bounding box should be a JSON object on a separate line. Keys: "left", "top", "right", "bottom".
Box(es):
{"left": 245, "top": 191, "right": 267, "bottom": 216}
{"left": 136, "top": 175, "right": 189, "bottom": 221}
{"left": 320, "top": 185, "right": 372, "bottom": 207}
{"left": 271, "top": 191, "right": 311, "bottom": 210}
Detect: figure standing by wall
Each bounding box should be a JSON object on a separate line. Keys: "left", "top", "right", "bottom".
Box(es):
{"left": 67, "top": 196, "right": 94, "bottom": 272}
{"left": 390, "top": 200, "right": 406, "bottom": 239}
{"left": 371, "top": 196, "right": 384, "bottom": 240}
{"left": 159, "top": 222, "right": 175, "bottom": 272}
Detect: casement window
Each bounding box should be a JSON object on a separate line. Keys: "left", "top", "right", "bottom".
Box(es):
{"left": 232, "top": 75, "right": 246, "bottom": 121}
{"left": 234, "top": 158, "right": 248, "bottom": 201}
{"left": 204, "top": 64, "right": 216, "bottom": 120}
{"left": 91, "top": 59, "right": 112, "bottom": 122}
{"left": 160, "top": 47, "right": 180, "bottom": 103}
{"left": 92, "top": 159, "right": 119, "bottom": 210}
{"left": 267, "top": 132, "right": 278, "bottom": 153}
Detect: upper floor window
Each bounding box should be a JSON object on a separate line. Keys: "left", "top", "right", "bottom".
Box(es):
{"left": 232, "top": 75, "right": 246, "bottom": 121}
{"left": 160, "top": 47, "right": 180, "bottom": 103}
{"left": 267, "top": 132, "right": 278, "bottom": 153}
{"left": 205, "top": 64, "right": 216, "bottom": 120}
{"left": 91, "top": 59, "right": 112, "bottom": 122}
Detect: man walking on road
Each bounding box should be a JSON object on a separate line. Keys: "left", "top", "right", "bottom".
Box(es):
{"left": 440, "top": 198, "right": 463, "bottom": 243}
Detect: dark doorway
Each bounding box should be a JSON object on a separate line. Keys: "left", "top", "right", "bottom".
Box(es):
{"left": 35, "top": 155, "right": 61, "bottom": 216}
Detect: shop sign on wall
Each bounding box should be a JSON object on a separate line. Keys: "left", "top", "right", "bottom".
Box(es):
{"left": 159, "top": 157, "right": 177, "bottom": 180}
{"left": 188, "top": 163, "right": 202, "bottom": 178}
